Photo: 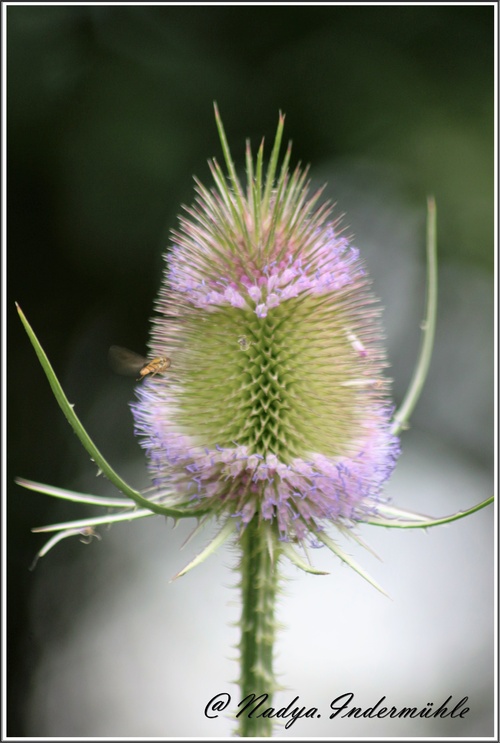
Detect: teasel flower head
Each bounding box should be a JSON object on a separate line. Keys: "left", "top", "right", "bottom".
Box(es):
{"left": 131, "top": 107, "right": 400, "bottom": 550}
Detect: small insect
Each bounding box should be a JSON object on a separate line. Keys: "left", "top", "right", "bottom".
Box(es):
{"left": 109, "top": 345, "right": 171, "bottom": 381}
{"left": 238, "top": 336, "right": 253, "bottom": 351}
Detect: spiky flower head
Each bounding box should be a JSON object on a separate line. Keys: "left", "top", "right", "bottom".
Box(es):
{"left": 132, "top": 109, "right": 400, "bottom": 547}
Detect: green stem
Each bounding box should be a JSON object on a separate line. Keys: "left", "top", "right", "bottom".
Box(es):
{"left": 367, "top": 495, "right": 494, "bottom": 529}
{"left": 391, "top": 197, "right": 438, "bottom": 435}
{"left": 237, "top": 518, "right": 280, "bottom": 737}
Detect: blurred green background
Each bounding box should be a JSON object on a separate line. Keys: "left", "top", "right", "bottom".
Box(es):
{"left": 7, "top": 4, "right": 494, "bottom": 737}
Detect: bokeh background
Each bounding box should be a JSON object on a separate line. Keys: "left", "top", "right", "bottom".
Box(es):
{"left": 7, "top": 4, "right": 495, "bottom": 738}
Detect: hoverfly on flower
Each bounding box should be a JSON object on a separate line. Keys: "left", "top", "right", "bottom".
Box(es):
{"left": 109, "top": 345, "right": 170, "bottom": 381}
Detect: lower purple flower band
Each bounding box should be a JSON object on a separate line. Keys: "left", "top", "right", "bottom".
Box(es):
{"left": 132, "top": 385, "right": 400, "bottom": 541}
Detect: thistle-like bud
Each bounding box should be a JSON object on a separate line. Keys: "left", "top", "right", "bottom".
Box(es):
{"left": 132, "top": 109, "right": 400, "bottom": 546}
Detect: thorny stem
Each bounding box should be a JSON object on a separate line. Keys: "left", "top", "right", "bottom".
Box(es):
{"left": 237, "top": 518, "right": 280, "bottom": 736}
